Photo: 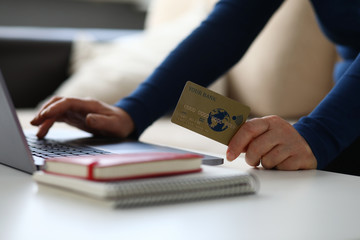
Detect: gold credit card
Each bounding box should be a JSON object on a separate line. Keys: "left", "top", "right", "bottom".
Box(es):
{"left": 171, "top": 81, "right": 250, "bottom": 145}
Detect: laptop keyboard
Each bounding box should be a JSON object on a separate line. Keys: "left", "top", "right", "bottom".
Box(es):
{"left": 26, "top": 135, "right": 110, "bottom": 159}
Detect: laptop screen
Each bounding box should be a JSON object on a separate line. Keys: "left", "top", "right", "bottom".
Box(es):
{"left": 0, "top": 71, "right": 36, "bottom": 173}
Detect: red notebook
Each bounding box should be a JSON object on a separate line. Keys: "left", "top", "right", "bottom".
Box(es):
{"left": 42, "top": 152, "right": 203, "bottom": 181}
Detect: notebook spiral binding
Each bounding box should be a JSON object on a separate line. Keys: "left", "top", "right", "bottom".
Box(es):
{"left": 106, "top": 174, "right": 259, "bottom": 207}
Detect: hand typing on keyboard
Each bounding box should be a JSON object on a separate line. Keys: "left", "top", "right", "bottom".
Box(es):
{"left": 30, "top": 97, "right": 135, "bottom": 139}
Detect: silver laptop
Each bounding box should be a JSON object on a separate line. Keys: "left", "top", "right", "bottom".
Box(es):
{"left": 0, "top": 71, "right": 223, "bottom": 174}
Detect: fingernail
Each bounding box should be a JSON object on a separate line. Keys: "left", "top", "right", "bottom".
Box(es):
{"left": 226, "top": 150, "right": 236, "bottom": 161}
{"left": 30, "top": 117, "right": 39, "bottom": 125}
{"left": 40, "top": 109, "right": 48, "bottom": 116}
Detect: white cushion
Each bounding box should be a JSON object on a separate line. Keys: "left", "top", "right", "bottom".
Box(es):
{"left": 48, "top": 1, "right": 225, "bottom": 106}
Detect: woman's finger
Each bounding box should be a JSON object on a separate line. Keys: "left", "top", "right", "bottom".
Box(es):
{"left": 36, "top": 118, "right": 56, "bottom": 139}
{"left": 244, "top": 130, "right": 280, "bottom": 167}
{"left": 227, "top": 118, "right": 270, "bottom": 161}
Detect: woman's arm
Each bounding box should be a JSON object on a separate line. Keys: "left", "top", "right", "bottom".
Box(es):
{"left": 294, "top": 53, "right": 360, "bottom": 169}
{"left": 115, "top": 0, "right": 283, "bottom": 136}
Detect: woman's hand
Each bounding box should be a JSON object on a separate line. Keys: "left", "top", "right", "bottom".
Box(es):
{"left": 226, "top": 115, "right": 317, "bottom": 170}
{"left": 30, "top": 96, "right": 135, "bottom": 139}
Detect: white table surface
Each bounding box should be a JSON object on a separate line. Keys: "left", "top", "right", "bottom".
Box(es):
{"left": 1, "top": 110, "right": 360, "bottom": 240}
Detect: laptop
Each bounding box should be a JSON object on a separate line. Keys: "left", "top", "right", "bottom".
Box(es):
{"left": 0, "top": 71, "right": 223, "bottom": 174}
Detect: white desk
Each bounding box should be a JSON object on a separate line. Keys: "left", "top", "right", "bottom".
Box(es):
{"left": 1, "top": 110, "right": 360, "bottom": 240}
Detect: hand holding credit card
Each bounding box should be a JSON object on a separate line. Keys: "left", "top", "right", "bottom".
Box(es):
{"left": 171, "top": 81, "right": 250, "bottom": 145}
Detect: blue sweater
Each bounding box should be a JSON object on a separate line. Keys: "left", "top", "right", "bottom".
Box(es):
{"left": 116, "top": 0, "right": 360, "bottom": 170}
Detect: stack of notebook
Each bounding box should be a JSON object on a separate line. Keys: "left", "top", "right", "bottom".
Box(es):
{"left": 33, "top": 152, "right": 259, "bottom": 208}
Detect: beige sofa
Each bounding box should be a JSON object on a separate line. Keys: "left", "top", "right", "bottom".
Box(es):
{"left": 52, "top": 0, "right": 337, "bottom": 119}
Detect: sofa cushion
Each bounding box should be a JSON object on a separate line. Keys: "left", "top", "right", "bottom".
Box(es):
{"left": 49, "top": 1, "right": 226, "bottom": 106}
{"left": 51, "top": 0, "right": 337, "bottom": 120}
{"left": 227, "top": 0, "right": 337, "bottom": 118}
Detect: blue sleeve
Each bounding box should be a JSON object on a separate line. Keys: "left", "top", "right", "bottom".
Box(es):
{"left": 294, "top": 53, "right": 360, "bottom": 169}
{"left": 115, "top": 0, "right": 283, "bottom": 136}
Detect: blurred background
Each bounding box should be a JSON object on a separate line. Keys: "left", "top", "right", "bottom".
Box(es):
{"left": 0, "top": 0, "right": 336, "bottom": 121}
{"left": 0, "top": 0, "right": 148, "bottom": 29}
{"left": 0, "top": 0, "right": 151, "bottom": 108}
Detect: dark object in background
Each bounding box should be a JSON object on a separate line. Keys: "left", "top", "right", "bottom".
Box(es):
{"left": 0, "top": 0, "right": 145, "bottom": 108}
{"left": 0, "top": 27, "right": 140, "bottom": 108}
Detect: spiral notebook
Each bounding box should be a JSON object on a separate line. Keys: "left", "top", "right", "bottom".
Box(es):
{"left": 33, "top": 166, "right": 259, "bottom": 208}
